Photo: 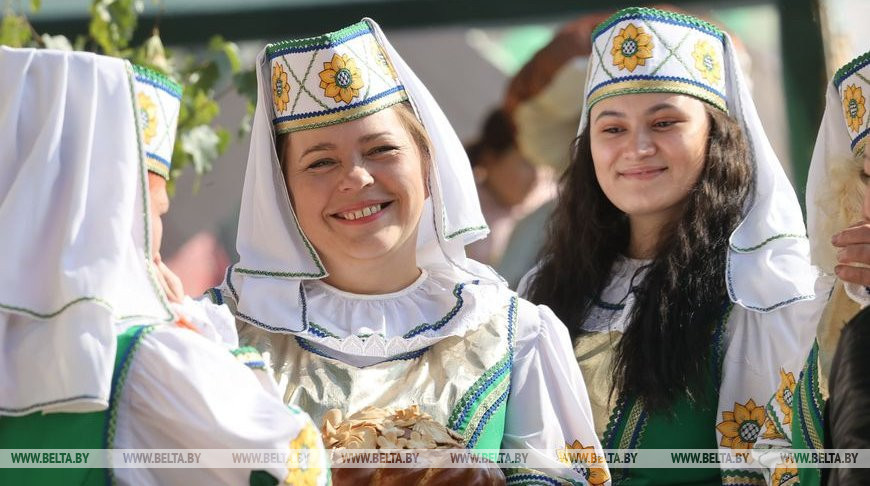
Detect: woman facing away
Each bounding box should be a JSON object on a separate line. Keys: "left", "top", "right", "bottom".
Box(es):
{"left": 208, "top": 18, "right": 608, "bottom": 485}
{"left": 523, "top": 7, "right": 827, "bottom": 485}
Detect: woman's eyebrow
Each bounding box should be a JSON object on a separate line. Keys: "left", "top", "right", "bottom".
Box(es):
{"left": 300, "top": 142, "right": 335, "bottom": 158}
{"left": 358, "top": 132, "right": 391, "bottom": 144}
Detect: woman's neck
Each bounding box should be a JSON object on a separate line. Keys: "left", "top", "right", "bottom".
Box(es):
{"left": 626, "top": 210, "right": 679, "bottom": 259}
{"left": 320, "top": 248, "right": 422, "bottom": 295}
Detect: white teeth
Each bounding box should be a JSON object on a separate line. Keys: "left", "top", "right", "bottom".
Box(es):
{"left": 339, "top": 203, "right": 383, "bottom": 220}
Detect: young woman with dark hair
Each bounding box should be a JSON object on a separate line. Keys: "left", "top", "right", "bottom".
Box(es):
{"left": 523, "top": 7, "right": 827, "bottom": 484}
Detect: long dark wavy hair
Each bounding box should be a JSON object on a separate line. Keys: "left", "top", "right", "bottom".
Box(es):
{"left": 527, "top": 104, "right": 753, "bottom": 411}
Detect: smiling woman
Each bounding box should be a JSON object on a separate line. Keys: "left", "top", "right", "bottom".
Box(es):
{"left": 523, "top": 7, "right": 827, "bottom": 485}
{"left": 277, "top": 103, "right": 429, "bottom": 294}
{"left": 210, "top": 18, "right": 608, "bottom": 485}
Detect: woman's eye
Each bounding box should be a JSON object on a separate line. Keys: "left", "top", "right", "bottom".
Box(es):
{"left": 307, "top": 159, "right": 335, "bottom": 170}
{"left": 602, "top": 127, "right": 623, "bottom": 134}
{"left": 653, "top": 120, "right": 677, "bottom": 128}
{"left": 368, "top": 145, "right": 399, "bottom": 156}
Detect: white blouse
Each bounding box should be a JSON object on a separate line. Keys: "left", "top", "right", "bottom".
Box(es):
{"left": 234, "top": 264, "right": 607, "bottom": 484}
{"left": 112, "top": 299, "right": 329, "bottom": 486}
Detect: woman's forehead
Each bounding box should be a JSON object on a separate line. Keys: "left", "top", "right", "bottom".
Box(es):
{"left": 289, "top": 108, "right": 405, "bottom": 147}
{"left": 591, "top": 92, "right": 703, "bottom": 117}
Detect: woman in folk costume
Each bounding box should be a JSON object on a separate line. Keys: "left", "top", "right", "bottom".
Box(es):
{"left": 755, "top": 50, "right": 870, "bottom": 486}
{"left": 0, "top": 48, "right": 328, "bottom": 486}
{"left": 522, "top": 7, "right": 826, "bottom": 485}
{"left": 211, "top": 18, "right": 607, "bottom": 485}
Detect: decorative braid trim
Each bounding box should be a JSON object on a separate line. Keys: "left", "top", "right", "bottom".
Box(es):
{"left": 105, "top": 325, "right": 157, "bottom": 485}
{"left": 231, "top": 346, "right": 267, "bottom": 370}
{"left": 798, "top": 345, "right": 825, "bottom": 450}
{"left": 402, "top": 283, "right": 468, "bottom": 338}
{"left": 834, "top": 51, "right": 870, "bottom": 89}
{"left": 588, "top": 77, "right": 727, "bottom": 113}
{"left": 445, "top": 225, "right": 489, "bottom": 240}
{"left": 729, "top": 233, "right": 807, "bottom": 253}
{"left": 721, "top": 469, "right": 767, "bottom": 485}
{"left": 274, "top": 87, "right": 408, "bottom": 134}
{"left": 504, "top": 470, "right": 568, "bottom": 485}
{"left": 592, "top": 6, "right": 724, "bottom": 40}
{"left": 266, "top": 20, "right": 371, "bottom": 58}
{"left": 448, "top": 296, "right": 516, "bottom": 443}
{"left": 132, "top": 64, "right": 183, "bottom": 98}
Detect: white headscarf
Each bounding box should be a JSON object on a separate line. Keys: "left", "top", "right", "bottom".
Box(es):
{"left": 0, "top": 47, "right": 172, "bottom": 416}
{"left": 580, "top": 7, "right": 817, "bottom": 312}
{"left": 806, "top": 50, "right": 870, "bottom": 306}
{"left": 224, "top": 18, "right": 497, "bottom": 333}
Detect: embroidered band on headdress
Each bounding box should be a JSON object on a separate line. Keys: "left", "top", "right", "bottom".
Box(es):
{"left": 132, "top": 64, "right": 182, "bottom": 179}
{"left": 585, "top": 7, "right": 727, "bottom": 113}
{"left": 266, "top": 20, "right": 409, "bottom": 134}
{"left": 833, "top": 52, "right": 870, "bottom": 156}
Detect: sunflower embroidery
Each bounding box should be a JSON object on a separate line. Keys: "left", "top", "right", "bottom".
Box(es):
{"left": 136, "top": 92, "right": 158, "bottom": 145}
{"left": 611, "top": 23, "right": 653, "bottom": 72}
{"left": 369, "top": 40, "right": 398, "bottom": 80}
{"left": 285, "top": 423, "right": 323, "bottom": 486}
{"left": 843, "top": 84, "right": 866, "bottom": 133}
{"left": 272, "top": 63, "right": 291, "bottom": 113}
{"left": 692, "top": 39, "right": 722, "bottom": 85}
{"left": 319, "top": 53, "right": 365, "bottom": 104}
{"left": 716, "top": 399, "right": 766, "bottom": 450}
{"left": 771, "top": 459, "right": 798, "bottom": 486}
{"left": 774, "top": 368, "right": 796, "bottom": 425}
{"left": 558, "top": 440, "right": 610, "bottom": 485}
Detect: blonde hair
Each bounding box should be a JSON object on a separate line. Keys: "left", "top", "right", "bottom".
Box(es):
{"left": 813, "top": 153, "right": 865, "bottom": 365}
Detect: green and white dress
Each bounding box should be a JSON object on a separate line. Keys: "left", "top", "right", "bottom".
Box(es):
{"left": 215, "top": 264, "right": 607, "bottom": 485}
{"left": 523, "top": 257, "right": 824, "bottom": 486}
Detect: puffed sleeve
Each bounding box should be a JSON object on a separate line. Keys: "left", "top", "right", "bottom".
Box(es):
{"left": 716, "top": 293, "right": 824, "bottom": 485}
{"left": 112, "top": 325, "right": 330, "bottom": 486}
{"left": 502, "top": 298, "right": 610, "bottom": 485}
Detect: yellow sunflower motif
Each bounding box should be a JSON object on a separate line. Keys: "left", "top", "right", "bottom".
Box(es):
{"left": 771, "top": 459, "right": 798, "bottom": 486}
{"left": 558, "top": 440, "right": 610, "bottom": 486}
{"left": 285, "top": 423, "right": 323, "bottom": 486}
{"left": 611, "top": 23, "right": 653, "bottom": 72}
{"left": 136, "top": 92, "right": 158, "bottom": 145}
{"left": 774, "top": 368, "right": 796, "bottom": 425}
{"left": 691, "top": 40, "right": 722, "bottom": 85}
{"left": 369, "top": 40, "right": 398, "bottom": 80}
{"left": 272, "top": 63, "right": 291, "bottom": 113}
{"left": 843, "top": 84, "right": 866, "bottom": 133}
{"left": 319, "top": 53, "right": 365, "bottom": 104}
{"left": 716, "top": 399, "right": 766, "bottom": 450}
{"left": 762, "top": 417, "right": 785, "bottom": 441}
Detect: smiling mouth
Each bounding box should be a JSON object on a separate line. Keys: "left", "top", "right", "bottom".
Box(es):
{"left": 333, "top": 202, "right": 392, "bottom": 221}
{"left": 620, "top": 167, "right": 667, "bottom": 177}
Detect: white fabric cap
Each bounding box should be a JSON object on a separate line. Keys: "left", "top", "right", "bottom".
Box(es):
{"left": 579, "top": 8, "right": 817, "bottom": 312}
{"left": 0, "top": 47, "right": 172, "bottom": 416}
{"left": 227, "top": 18, "right": 498, "bottom": 333}
{"left": 806, "top": 50, "right": 870, "bottom": 307}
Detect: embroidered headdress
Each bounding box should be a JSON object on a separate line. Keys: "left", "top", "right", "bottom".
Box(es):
{"left": 267, "top": 20, "right": 408, "bottom": 134}
{"left": 580, "top": 7, "right": 817, "bottom": 312}
{"left": 132, "top": 64, "right": 182, "bottom": 179}
{"left": 806, "top": 50, "right": 870, "bottom": 307}
{"left": 223, "top": 18, "right": 495, "bottom": 333}
{"left": 833, "top": 53, "right": 870, "bottom": 157}
{"left": 585, "top": 7, "right": 727, "bottom": 113}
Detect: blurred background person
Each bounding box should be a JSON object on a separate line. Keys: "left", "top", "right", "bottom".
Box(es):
{"left": 465, "top": 108, "right": 556, "bottom": 267}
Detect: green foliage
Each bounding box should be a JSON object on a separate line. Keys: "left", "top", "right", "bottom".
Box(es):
{"left": 0, "top": 14, "right": 31, "bottom": 47}
{"left": 0, "top": 1, "right": 256, "bottom": 194}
